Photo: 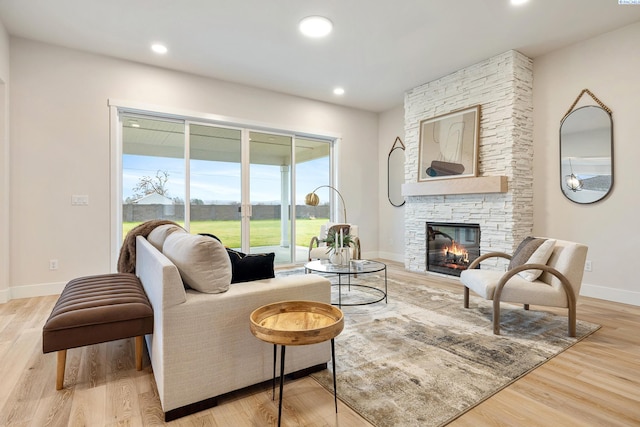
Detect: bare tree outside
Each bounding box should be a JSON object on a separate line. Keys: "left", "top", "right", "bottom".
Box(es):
{"left": 132, "top": 170, "right": 170, "bottom": 200}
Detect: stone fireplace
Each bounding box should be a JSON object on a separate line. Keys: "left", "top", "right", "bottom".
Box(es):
{"left": 402, "top": 50, "right": 534, "bottom": 274}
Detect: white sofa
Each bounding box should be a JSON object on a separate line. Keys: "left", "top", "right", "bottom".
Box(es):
{"left": 135, "top": 234, "right": 332, "bottom": 420}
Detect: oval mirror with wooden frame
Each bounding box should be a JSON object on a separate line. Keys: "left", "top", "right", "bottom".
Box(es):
{"left": 388, "top": 137, "right": 405, "bottom": 207}
{"left": 560, "top": 90, "right": 613, "bottom": 204}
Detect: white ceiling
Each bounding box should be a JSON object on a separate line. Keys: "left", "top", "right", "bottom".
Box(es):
{"left": 1, "top": 0, "right": 640, "bottom": 113}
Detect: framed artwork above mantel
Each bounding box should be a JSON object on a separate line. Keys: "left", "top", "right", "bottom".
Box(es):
{"left": 418, "top": 105, "right": 480, "bottom": 181}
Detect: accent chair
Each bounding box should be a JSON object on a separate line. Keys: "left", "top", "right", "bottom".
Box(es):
{"left": 460, "top": 238, "right": 588, "bottom": 337}
{"left": 308, "top": 222, "right": 361, "bottom": 262}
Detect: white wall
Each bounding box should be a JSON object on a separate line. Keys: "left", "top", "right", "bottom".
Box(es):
{"left": 0, "top": 21, "right": 9, "bottom": 303}
{"left": 377, "top": 104, "right": 405, "bottom": 262}
{"left": 8, "top": 37, "right": 379, "bottom": 299}
{"left": 533, "top": 21, "right": 640, "bottom": 306}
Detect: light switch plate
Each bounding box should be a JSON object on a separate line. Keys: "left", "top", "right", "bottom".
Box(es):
{"left": 71, "top": 195, "right": 89, "bottom": 206}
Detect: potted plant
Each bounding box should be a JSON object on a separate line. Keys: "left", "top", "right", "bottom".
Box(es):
{"left": 322, "top": 228, "right": 354, "bottom": 265}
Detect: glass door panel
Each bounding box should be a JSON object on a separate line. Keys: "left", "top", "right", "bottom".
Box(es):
{"left": 295, "top": 137, "right": 330, "bottom": 263}
{"left": 121, "top": 115, "right": 185, "bottom": 239}
{"left": 189, "top": 123, "right": 242, "bottom": 250}
{"left": 249, "top": 131, "right": 293, "bottom": 263}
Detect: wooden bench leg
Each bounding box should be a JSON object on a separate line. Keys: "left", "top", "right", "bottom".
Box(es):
{"left": 56, "top": 349, "right": 67, "bottom": 390}
{"left": 135, "top": 336, "right": 144, "bottom": 371}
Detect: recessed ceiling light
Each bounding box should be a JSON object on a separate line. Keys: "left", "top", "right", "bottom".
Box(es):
{"left": 511, "top": 0, "right": 529, "bottom": 5}
{"left": 333, "top": 87, "right": 345, "bottom": 96}
{"left": 299, "top": 16, "right": 333, "bottom": 38}
{"left": 151, "top": 43, "right": 168, "bottom": 54}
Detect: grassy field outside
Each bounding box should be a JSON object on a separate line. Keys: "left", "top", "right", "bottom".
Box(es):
{"left": 122, "top": 218, "right": 329, "bottom": 248}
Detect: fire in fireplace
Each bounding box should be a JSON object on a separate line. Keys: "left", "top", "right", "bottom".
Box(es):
{"left": 426, "top": 222, "right": 480, "bottom": 277}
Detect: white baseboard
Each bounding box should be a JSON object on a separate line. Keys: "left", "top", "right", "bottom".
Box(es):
{"left": 376, "top": 251, "right": 404, "bottom": 263}
{"left": 580, "top": 282, "right": 640, "bottom": 307}
{"left": 0, "top": 288, "right": 8, "bottom": 304}
{"left": 6, "top": 281, "right": 65, "bottom": 301}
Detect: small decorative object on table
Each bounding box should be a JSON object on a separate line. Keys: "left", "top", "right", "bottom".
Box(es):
{"left": 323, "top": 227, "right": 354, "bottom": 266}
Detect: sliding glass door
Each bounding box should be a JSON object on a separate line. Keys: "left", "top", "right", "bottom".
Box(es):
{"left": 118, "top": 109, "right": 333, "bottom": 265}
{"left": 249, "top": 131, "right": 293, "bottom": 263}
{"left": 121, "top": 114, "right": 186, "bottom": 238}
{"left": 188, "top": 123, "right": 242, "bottom": 249}
{"left": 294, "top": 137, "right": 331, "bottom": 262}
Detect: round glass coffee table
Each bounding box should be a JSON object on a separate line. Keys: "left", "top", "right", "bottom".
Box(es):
{"left": 304, "top": 260, "right": 388, "bottom": 307}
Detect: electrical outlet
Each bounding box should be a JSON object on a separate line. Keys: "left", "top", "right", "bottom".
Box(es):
{"left": 49, "top": 259, "right": 59, "bottom": 270}
{"left": 584, "top": 260, "right": 592, "bottom": 272}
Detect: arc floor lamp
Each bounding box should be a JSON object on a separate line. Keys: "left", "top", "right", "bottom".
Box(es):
{"left": 304, "top": 185, "right": 348, "bottom": 223}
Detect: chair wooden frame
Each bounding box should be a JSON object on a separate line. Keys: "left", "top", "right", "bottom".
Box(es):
{"left": 463, "top": 252, "right": 578, "bottom": 337}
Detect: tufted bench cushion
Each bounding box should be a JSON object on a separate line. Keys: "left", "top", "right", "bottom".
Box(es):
{"left": 42, "top": 273, "right": 154, "bottom": 390}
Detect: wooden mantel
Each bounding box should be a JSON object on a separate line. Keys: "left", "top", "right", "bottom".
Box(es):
{"left": 401, "top": 176, "right": 508, "bottom": 197}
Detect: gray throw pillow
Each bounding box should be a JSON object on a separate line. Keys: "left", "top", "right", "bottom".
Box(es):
{"left": 509, "top": 237, "right": 556, "bottom": 281}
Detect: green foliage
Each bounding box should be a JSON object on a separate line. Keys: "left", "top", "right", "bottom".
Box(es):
{"left": 322, "top": 228, "right": 355, "bottom": 250}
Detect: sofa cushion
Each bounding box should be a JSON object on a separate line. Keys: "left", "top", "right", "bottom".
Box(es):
{"left": 162, "top": 232, "right": 232, "bottom": 293}
{"left": 227, "top": 249, "right": 275, "bottom": 283}
{"left": 147, "top": 224, "right": 186, "bottom": 251}
{"left": 509, "top": 237, "right": 556, "bottom": 281}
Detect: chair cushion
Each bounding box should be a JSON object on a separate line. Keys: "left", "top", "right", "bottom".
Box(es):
{"left": 309, "top": 246, "right": 356, "bottom": 260}
{"left": 162, "top": 232, "right": 232, "bottom": 293}
{"left": 460, "top": 269, "right": 569, "bottom": 307}
{"left": 509, "top": 237, "right": 556, "bottom": 281}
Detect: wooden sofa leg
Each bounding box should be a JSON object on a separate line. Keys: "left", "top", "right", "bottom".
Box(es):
{"left": 56, "top": 349, "right": 67, "bottom": 390}
{"left": 524, "top": 304, "right": 530, "bottom": 310}
{"left": 135, "top": 336, "right": 144, "bottom": 371}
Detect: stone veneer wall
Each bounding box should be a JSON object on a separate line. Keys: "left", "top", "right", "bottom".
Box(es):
{"left": 404, "top": 50, "right": 534, "bottom": 273}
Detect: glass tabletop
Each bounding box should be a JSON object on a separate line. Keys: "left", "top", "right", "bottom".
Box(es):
{"left": 305, "top": 259, "right": 386, "bottom": 275}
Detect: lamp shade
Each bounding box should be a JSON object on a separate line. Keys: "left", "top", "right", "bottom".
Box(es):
{"left": 305, "top": 192, "right": 320, "bottom": 206}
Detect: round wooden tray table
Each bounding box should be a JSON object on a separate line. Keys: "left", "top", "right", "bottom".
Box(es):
{"left": 250, "top": 300, "right": 344, "bottom": 427}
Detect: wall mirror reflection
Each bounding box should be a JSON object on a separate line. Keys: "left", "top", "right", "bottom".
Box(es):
{"left": 560, "top": 91, "right": 613, "bottom": 204}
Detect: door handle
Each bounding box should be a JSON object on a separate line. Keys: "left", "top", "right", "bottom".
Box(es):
{"left": 238, "top": 204, "right": 252, "bottom": 217}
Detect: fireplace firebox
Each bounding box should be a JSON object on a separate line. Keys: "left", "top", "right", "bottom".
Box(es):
{"left": 426, "top": 222, "right": 480, "bottom": 277}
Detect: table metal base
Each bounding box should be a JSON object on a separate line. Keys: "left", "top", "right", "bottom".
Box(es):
{"left": 272, "top": 339, "right": 338, "bottom": 427}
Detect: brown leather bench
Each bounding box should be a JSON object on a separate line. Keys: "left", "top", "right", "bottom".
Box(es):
{"left": 42, "top": 273, "right": 154, "bottom": 390}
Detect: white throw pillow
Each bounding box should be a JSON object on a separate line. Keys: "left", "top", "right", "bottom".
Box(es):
{"left": 509, "top": 237, "right": 556, "bottom": 281}
{"left": 147, "top": 224, "right": 186, "bottom": 251}
{"left": 162, "top": 232, "right": 232, "bottom": 293}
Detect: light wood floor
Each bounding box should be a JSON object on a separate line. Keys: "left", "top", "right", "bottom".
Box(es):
{"left": 1, "top": 261, "right": 638, "bottom": 426}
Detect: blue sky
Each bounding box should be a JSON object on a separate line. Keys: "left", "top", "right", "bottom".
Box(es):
{"left": 123, "top": 154, "right": 329, "bottom": 204}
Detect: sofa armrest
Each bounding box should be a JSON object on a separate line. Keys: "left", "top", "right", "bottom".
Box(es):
{"left": 136, "top": 235, "right": 186, "bottom": 310}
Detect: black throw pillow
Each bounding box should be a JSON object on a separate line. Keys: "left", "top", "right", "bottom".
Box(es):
{"left": 226, "top": 249, "right": 276, "bottom": 284}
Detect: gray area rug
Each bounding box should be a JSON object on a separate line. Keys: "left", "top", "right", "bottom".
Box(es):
{"left": 279, "top": 269, "right": 600, "bottom": 427}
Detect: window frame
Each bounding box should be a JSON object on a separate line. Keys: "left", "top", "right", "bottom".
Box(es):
{"left": 109, "top": 99, "right": 341, "bottom": 270}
